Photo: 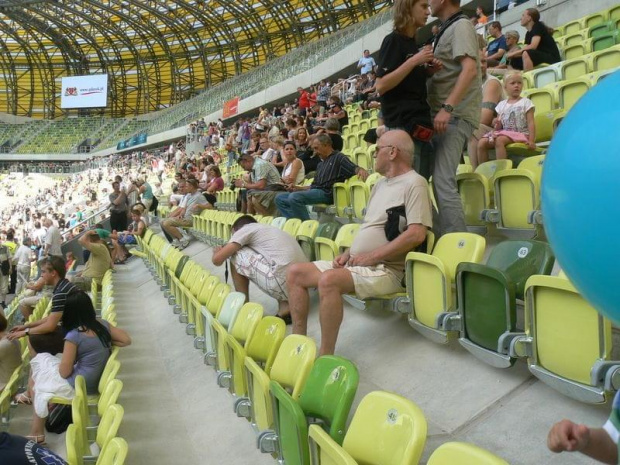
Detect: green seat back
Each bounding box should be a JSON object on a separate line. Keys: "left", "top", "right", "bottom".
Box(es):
{"left": 316, "top": 221, "right": 340, "bottom": 240}
{"left": 459, "top": 241, "right": 554, "bottom": 353}
{"left": 271, "top": 380, "right": 310, "bottom": 465}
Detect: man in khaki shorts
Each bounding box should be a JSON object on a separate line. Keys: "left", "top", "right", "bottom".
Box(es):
{"left": 287, "top": 129, "right": 432, "bottom": 355}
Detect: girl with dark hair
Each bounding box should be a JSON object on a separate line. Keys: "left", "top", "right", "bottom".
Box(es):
{"left": 26, "top": 290, "right": 131, "bottom": 445}
{"left": 507, "top": 8, "right": 561, "bottom": 71}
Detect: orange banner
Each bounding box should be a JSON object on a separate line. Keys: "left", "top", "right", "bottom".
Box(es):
{"left": 223, "top": 97, "right": 240, "bottom": 118}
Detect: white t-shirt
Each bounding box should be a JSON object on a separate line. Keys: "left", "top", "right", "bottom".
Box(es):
{"left": 495, "top": 98, "right": 535, "bottom": 134}
{"left": 13, "top": 245, "right": 31, "bottom": 266}
{"left": 45, "top": 225, "right": 63, "bottom": 256}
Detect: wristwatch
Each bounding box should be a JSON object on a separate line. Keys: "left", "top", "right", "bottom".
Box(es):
{"left": 25, "top": 328, "right": 30, "bottom": 335}
{"left": 441, "top": 103, "right": 454, "bottom": 113}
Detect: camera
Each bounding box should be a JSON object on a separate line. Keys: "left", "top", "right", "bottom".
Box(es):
{"left": 229, "top": 180, "right": 237, "bottom": 191}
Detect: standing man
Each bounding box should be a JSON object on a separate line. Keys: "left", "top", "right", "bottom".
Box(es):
{"left": 297, "top": 87, "right": 311, "bottom": 117}
{"left": 212, "top": 215, "right": 308, "bottom": 323}
{"left": 0, "top": 240, "right": 11, "bottom": 310}
{"left": 428, "top": 0, "right": 481, "bottom": 235}
{"left": 12, "top": 237, "right": 33, "bottom": 295}
{"left": 357, "top": 50, "right": 376, "bottom": 75}
{"left": 43, "top": 218, "right": 63, "bottom": 258}
{"left": 2, "top": 230, "right": 17, "bottom": 295}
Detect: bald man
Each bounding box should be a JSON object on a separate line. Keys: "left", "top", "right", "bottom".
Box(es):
{"left": 287, "top": 130, "right": 433, "bottom": 355}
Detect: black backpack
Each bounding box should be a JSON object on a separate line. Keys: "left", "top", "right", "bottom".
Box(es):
{"left": 45, "top": 403, "right": 73, "bottom": 434}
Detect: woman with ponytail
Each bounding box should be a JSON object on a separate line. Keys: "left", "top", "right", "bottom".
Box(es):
{"left": 507, "top": 8, "right": 561, "bottom": 71}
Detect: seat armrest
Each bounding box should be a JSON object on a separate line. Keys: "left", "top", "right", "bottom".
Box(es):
{"left": 592, "top": 361, "right": 620, "bottom": 391}
{"left": 499, "top": 332, "right": 528, "bottom": 356}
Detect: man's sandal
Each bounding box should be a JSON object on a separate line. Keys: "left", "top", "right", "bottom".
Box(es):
{"left": 13, "top": 392, "right": 32, "bottom": 405}
{"left": 25, "top": 435, "right": 46, "bottom": 445}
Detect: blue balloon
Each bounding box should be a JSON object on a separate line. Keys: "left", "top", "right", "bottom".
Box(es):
{"left": 542, "top": 70, "right": 620, "bottom": 323}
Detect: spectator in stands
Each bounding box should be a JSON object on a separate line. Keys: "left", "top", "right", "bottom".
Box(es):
{"left": 111, "top": 208, "right": 146, "bottom": 264}
{"left": 428, "top": 0, "right": 481, "bottom": 235}
{"left": 507, "top": 8, "right": 561, "bottom": 71}
{"left": 327, "top": 99, "right": 348, "bottom": 129}
{"left": 202, "top": 165, "right": 224, "bottom": 207}
{"left": 134, "top": 177, "right": 155, "bottom": 214}
{"left": 357, "top": 49, "right": 376, "bottom": 75}
{"left": 212, "top": 215, "right": 308, "bottom": 323}
{"left": 0, "top": 432, "right": 69, "bottom": 464}
{"left": 161, "top": 178, "right": 203, "bottom": 249}
{"left": 486, "top": 21, "right": 507, "bottom": 67}
{"left": 295, "top": 126, "right": 310, "bottom": 152}
{"left": 70, "top": 230, "right": 113, "bottom": 289}
{"left": 297, "top": 87, "right": 312, "bottom": 117}
{"left": 476, "top": 6, "right": 488, "bottom": 24}
{"left": 316, "top": 80, "right": 331, "bottom": 109}
{"left": 275, "top": 133, "right": 368, "bottom": 220}
{"left": 108, "top": 181, "right": 128, "bottom": 232}
{"left": 65, "top": 251, "right": 75, "bottom": 272}
{"left": 489, "top": 30, "right": 521, "bottom": 73}
{"left": 375, "top": 0, "right": 439, "bottom": 180}
{"left": 42, "top": 218, "right": 62, "bottom": 259}
{"left": 3, "top": 230, "right": 17, "bottom": 295}
{"left": 268, "top": 136, "right": 287, "bottom": 173}
{"left": 16, "top": 270, "right": 53, "bottom": 321}
{"left": 0, "top": 312, "right": 21, "bottom": 394}
{"left": 236, "top": 153, "right": 282, "bottom": 216}
{"left": 468, "top": 52, "right": 504, "bottom": 169}
{"left": 0, "top": 240, "right": 11, "bottom": 310}
{"left": 26, "top": 290, "right": 130, "bottom": 446}
{"left": 9, "top": 256, "right": 76, "bottom": 356}
{"left": 477, "top": 71, "right": 535, "bottom": 163}
{"left": 317, "top": 118, "right": 344, "bottom": 152}
{"left": 287, "top": 130, "right": 432, "bottom": 354}
{"left": 13, "top": 237, "right": 33, "bottom": 295}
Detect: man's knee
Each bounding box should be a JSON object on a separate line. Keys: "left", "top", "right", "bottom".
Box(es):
{"left": 288, "top": 192, "right": 306, "bottom": 205}
{"left": 318, "top": 270, "right": 345, "bottom": 294}
{"left": 287, "top": 263, "right": 306, "bottom": 287}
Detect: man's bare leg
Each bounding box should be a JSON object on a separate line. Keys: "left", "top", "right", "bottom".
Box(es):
{"left": 278, "top": 300, "right": 289, "bottom": 318}
{"left": 287, "top": 263, "right": 322, "bottom": 336}
{"left": 230, "top": 266, "right": 249, "bottom": 302}
{"left": 317, "top": 269, "right": 355, "bottom": 355}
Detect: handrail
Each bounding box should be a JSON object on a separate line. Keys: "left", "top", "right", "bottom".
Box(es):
{"left": 61, "top": 203, "right": 112, "bottom": 240}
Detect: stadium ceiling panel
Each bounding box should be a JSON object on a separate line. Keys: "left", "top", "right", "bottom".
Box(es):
{"left": 0, "top": 0, "right": 391, "bottom": 119}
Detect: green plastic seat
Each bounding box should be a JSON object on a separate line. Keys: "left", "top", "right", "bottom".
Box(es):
{"left": 269, "top": 356, "right": 359, "bottom": 463}
{"left": 455, "top": 240, "right": 554, "bottom": 368}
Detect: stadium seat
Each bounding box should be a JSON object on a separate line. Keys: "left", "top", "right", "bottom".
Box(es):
{"left": 203, "top": 290, "right": 243, "bottom": 367}
{"left": 482, "top": 155, "right": 545, "bottom": 232}
{"left": 508, "top": 275, "right": 620, "bottom": 404}
{"left": 504, "top": 112, "right": 555, "bottom": 158}
{"left": 559, "top": 56, "right": 589, "bottom": 80}
{"left": 456, "top": 160, "right": 513, "bottom": 227}
{"left": 592, "top": 31, "right": 620, "bottom": 51}
{"left": 261, "top": 356, "right": 359, "bottom": 457}
{"left": 186, "top": 275, "right": 219, "bottom": 338}
{"left": 589, "top": 21, "right": 614, "bottom": 38}
{"left": 314, "top": 223, "right": 359, "bottom": 262}
{"left": 608, "top": 5, "right": 620, "bottom": 22}
{"left": 282, "top": 218, "right": 302, "bottom": 237}
{"left": 546, "top": 77, "right": 590, "bottom": 110}
{"left": 440, "top": 240, "right": 554, "bottom": 368}
{"left": 522, "top": 88, "right": 555, "bottom": 113}
{"left": 193, "top": 281, "right": 231, "bottom": 348}
{"left": 307, "top": 391, "right": 427, "bottom": 465}
{"left": 563, "top": 42, "right": 592, "bottom": 60}
{"left": 95, "top": 437, "right": 128, "bottom": 465}
{"left": 427, "top": 442, "right": 509, "bottom": 465}
{"left": 331, "top": 180, "right": 352, "bottom": 220}
{"left": 271, "top": 217, "right": 287, "bottom": 230}
{"left": 213, "top": 302, "right": 263, "bottom": 386}
{"left": 589, "top": 45, "right": 620, "bottom": 72}
{"left": 523, "top": 63, "right": 560, "bottom": 88}
{"left": 241, "top": 335, "right": 316, "bottom": 437}
{"left": 352, "top": 146, "right": 372, "bottom": 171}
{"left": 562, "top": 19, "right": 583, "bottom": 35}
{"left": 406, "top": 233, "right": 486, "bottom": 343}
{"left": 295, "top": 219, "right": 320, "bottom": 261}
{"left": 583, "top": 12, "right": 608, "bottom": 29}
{"left": 228, "top": 316, "right": 285, "bottom": 405}
{"left": 347, "top": 179, "right": 370, "bottom": 221}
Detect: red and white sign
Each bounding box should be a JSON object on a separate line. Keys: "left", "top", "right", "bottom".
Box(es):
{"left": 223, "top": 97, "right": 240, "bottom": 118}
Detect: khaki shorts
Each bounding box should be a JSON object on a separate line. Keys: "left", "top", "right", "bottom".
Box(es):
{"left": 313, "top": 261, "right": 403, "bottom": 299}
{"left": 163, "top": 218, "right": 193, "bottom": 228}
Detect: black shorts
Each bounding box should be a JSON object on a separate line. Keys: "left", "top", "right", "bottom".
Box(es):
{"left": 29, "top": 327, "right": 65, "bottom": 355}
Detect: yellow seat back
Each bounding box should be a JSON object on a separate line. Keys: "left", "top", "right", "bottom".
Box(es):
{"left": 343, "top": 391, "right": 427, "bottom": 465}
{"left": 268, "top": 334, "right": 316, "bottom": 399}
{"left": 308, "top": 424, "right": 357, "bottom": 465}
{"left": 244, "top": 357, "right": 273, "bottom": 430}
{"left": 282, "top": 218, "right": 302, "bottom": 237}
{"left": 229, "top": 302, "right": 264, "bottom": 347}
{"left": 96, "top": 437, "right": 128, "bottom": 465}
{"left": 245, "top": 316, "right": 286, "bottom": 374}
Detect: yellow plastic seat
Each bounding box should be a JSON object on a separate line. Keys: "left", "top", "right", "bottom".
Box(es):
{"left": 365, "top": 172, "right": 383, "bottom": 191}
{"left": 352, "top": 146, "right": 371, "bottom": 171}
{"left": 508, "top": 275, "right": 619, "bottom": 404}
{"left": 314, "top": 223, "right": 360, "bottom": 262}
{"left": 522, "top": 88, "right": 555, "bottom": 113}
{"left": 546, "top": 77, "right": 591, "bottom": 110}
{"left": 296, "top": 220, "right": 320, "bottom": 261}
{"left": 427, "top": 442, "right": 509, "bottom": 464}
{"left": 188, "top": 275, "right": 219, "bottom": 339}
{"left": 308, "top": 391, "right": 427, "bottom": 465}
{"left": 96, "top": 437, "right": 129, "bottom": 465}
{"left": 559, "top": 56, "right": 589, "bottom": 80}
{"left": 562, "top": 19, "right": 582, "bottom": 35}
{"left": 71, "top": 398, "right": 124, "bottom": 461}
{"left": 589, "top": 45, "right": 620, "bottom": 72}
{"left": 330, "top": 181, "right": 351, "bottom": 219}
{"left": 457, "top": 160, "right": 513, "bottom": 227}
{"left": 282, "top": 218, "right": 302, "bottom": 238}
{"left": 523, "top": 63, "right": 560, "bottom": 88}
{"left": 242, "top": 335, "right": 316, "bottom": 433}
{"left": 271, "top": 217, "right": 287, "bottom": 230}
{"left": 347, "top": 179, "right": 370, "bottom": 220}
{"left": 582, "top": 12, "right": 607, "bottom": 29}
{"left": 51, "top": 356, "right": 120, "bottom": 407}
{"left": 213, "top": 302, "right": 263, "bottom": 379}
{"left": 227, "top": 316, "right": 286, "bottom": 400}
{"left": 406, "top": 233, "right": 486, "bottom": 343}
{"left": 484, "top": 155, "right": 545, "bottom": 231}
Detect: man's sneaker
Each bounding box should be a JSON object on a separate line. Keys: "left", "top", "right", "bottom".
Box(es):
{"left": 179, "top": 238, "right": 190, "bottom": 250}
{"left": 172, "top": 239, "right": 182, "bottom": 248}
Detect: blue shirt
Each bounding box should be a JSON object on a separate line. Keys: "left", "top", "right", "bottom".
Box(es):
{"left": 487, "top": 35, "right": 507, "bottom": 57}
{"left": 358, "top": 56, "right": 376, "bottom": 74}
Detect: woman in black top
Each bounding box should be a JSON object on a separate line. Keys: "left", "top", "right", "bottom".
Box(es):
{"left": 507, "top": 8, "right": 561, "bottom": 71}
{"left": 375, "top": 0, "right": 439, "bottom": 179}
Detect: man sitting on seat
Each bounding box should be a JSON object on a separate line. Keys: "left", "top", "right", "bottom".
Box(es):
{"left": 70, "top": 230, "right": 113, "bottom": 290}
{"left": 161, "top": 178, "right": 203, "bottom": 249}
{"left": 212, "top": 215, "right": 308, "bottom": 323}
{"left": 287, "top": 129, "right": 432, "bottom": 355}
{"left": 275, "top": 133, "right": 368, "bottom": 220}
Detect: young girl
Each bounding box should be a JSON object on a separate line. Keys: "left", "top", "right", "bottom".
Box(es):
{"left": 27, "top": 290, "right": 131, "bottom": 444}
{"left": 477, "top": 71, "right": 536, "bottom": 164}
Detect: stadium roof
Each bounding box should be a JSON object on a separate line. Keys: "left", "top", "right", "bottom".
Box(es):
{"left": 0, "top": 0, "right": 391, "bottom": 119}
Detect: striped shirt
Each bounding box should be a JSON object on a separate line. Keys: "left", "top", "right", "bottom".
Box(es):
{"left": 311, "top": 151, "right": 358, "bottom": 196}
{"left": 51, "top": 279, "right": 78, "bottom": 313}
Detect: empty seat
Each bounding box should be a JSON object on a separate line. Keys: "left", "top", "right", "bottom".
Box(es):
{"left": 314, "top": 223, "right": 360, "bottom": 262}
{"left": 271, "top": 217, "right": 287, "bottom": 229}
{"left": 547, "top": 77, "right": 590, "bottom": 110}
{"left": 307, "top": 391, "right": 427, "bottom": 465}
{"left": 443, "top": 240, "right": 555, "bottom": 368}
{"left": 589, "top": 45, "right": 620, "bottom": 72}
{"left": 483, "top": 155, "right": 545, "bottom": 232}
{"left": 263, "top": 356, "right": 359, "bottom": 458}
{"left": 406, "top": 233, "right": 486, "bottom": 343}
{"left": 559, "top": 57, "right": 589, "bottom": 80}
{"left": 592, "top": 31, "right": 620, "bottom": 51}
{"left": 508, "top": 275, "right": 620, "bottom": 404}
{"left": 352, "top": 146, "right": 372, "bottom": 171}
{"left": 457, "top": 160, "right": 513, "bottom": 227}
{"left": 295, "top": 219, "right": 320, "bottom": 261}
{"left": 428, "top": 442, "right": 509, "bottom": 465}
{"left": 282, "top": 218, "right": 302, "bottom": 237}
{"left": 522, "top": 88, "right": 555, "bottom": 113}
